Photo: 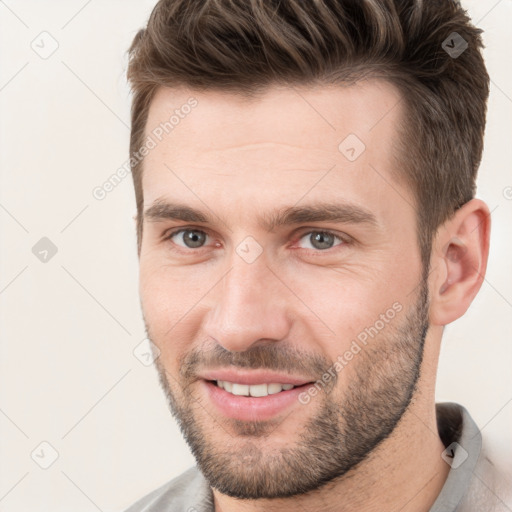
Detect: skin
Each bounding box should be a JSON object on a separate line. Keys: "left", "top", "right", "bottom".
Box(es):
{"left": 138, "top": 81, "right": 490, "bottom": 512}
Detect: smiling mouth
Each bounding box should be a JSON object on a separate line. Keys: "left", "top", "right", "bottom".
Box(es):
{"left": 208, "top": 380, "right": 311, "bottom": 397}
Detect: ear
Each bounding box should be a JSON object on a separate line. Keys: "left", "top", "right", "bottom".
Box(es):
{"left": 429, "top": 199, "right": 491, "bottom": 326}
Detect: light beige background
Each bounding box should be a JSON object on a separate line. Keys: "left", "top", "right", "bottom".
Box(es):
{"left": 0, "top": 1, "right": 511, "bottom": 511}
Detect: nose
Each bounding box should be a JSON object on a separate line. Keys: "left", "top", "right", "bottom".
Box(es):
{"left": 203, "top": 256, "right": 292, "bottom": 352}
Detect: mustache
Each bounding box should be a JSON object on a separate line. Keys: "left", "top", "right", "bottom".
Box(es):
{"left": 179, "top": 341, "right": 335, "bottom": 384}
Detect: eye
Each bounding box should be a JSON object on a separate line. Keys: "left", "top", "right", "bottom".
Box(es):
{"left": 296, "top": 230, "right": 346, "bottom": 251}
{"left": 167, "top": 228, "right": 210, "bottom": 249}
{"left": 164, "top": 227, "right": 348, "bottom": 254}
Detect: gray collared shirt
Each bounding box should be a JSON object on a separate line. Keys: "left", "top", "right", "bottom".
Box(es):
{"left": 123, "top": 402, "right": 510, "bottom": 511}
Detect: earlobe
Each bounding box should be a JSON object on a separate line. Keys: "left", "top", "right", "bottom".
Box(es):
{"left": 429, "top": 199, "right": 491, "bottom": 326}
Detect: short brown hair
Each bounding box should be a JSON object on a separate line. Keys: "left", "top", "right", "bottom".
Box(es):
{"left": 127, "top": 0, "right": 489, "bottom": 268}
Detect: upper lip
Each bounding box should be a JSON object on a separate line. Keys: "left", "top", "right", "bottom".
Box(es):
{"left": 199, "top": 369, "right": 314, "bottom": 386}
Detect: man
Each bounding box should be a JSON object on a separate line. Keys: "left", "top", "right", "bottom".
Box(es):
{"left": 123, "top": 0, "right": 510, "bottom": 510}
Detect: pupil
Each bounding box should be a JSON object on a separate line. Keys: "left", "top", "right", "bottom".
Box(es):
{"left": 311, "top": 232, "right": 333, "bottom": 250}
{"left": 184, "top": 230, "right": 205, "bottom": 248}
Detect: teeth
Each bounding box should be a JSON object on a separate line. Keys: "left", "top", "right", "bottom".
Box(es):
{"left": 267, "top": 383, "right": 283, "bottom": 395}
{"left": 216, "top": 381, "right": 297, "bottom": 397}
{"left": 231, "top": 383, "right": 249, "bottom": 396}
{"left": 249, "top": 383, "right": 268, "bottom": 397}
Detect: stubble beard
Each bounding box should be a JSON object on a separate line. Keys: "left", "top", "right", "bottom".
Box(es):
{"left": 148, "top": 280, "right": 429, "bottom": 499}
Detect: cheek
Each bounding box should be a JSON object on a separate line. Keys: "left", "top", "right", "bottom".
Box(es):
{"left": 140, "top": 259, "right": 204, "bottom": 316}
{"left": 280, "top": 262, "right": 412, "bottom": 353}
{"left": 139, "top": 261, "right": 214, "bottom": 359}
{"left": 139, "top": 266, "right": 172, "bottom": 329}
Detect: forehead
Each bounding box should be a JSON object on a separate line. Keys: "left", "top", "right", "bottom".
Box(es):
{"left": 141, "top": 80, "right": 411, "bottom": 223}
{"left": 145, "top": 80, "right": 403, "bottom": 152}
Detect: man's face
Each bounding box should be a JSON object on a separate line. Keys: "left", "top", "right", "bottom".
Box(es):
{"left": 138, "top": 81, "right": 429, "bottom": 498}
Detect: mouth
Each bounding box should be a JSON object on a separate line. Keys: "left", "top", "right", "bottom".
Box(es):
{"left": 209, "top": 379, "right": 304, "bottom": 397}
{"left": 201, "top": 378, "right": 315, "bottom": 422}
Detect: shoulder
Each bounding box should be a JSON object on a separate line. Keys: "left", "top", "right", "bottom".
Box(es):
{"left": 122, "top": 465, "right": 213, "bottom": 512}
{"left": 438, "top": 402, "right": 512, "bottom": 512}
{"left": 459, "top": 441, "right": 512, "bottom": 512}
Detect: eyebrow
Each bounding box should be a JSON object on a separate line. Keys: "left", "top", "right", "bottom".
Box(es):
{"left": 143, "top": 199, "right": 378, "bottom": 231}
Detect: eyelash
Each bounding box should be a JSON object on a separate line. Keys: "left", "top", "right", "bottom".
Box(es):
{"left": 163, "top": 227, "right": 350, "bottom": 255}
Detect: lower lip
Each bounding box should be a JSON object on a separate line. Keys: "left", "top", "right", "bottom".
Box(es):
{"left": 201, "top": 380, "right": 312, "bottom": 422}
